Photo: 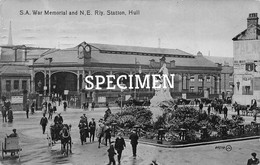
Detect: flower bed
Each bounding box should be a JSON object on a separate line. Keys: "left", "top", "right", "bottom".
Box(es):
{"left": 106, "top": 102, "right": 260, "bottom": 145}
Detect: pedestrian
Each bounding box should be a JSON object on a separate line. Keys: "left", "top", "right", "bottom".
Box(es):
{"left": 52, "top": 101, "right": 57, "bottom": 113}
{"left": 31, "top": 101, "right": 35, "bottom": 114}
{"left": 1, "top": 106, "right": 7, "bottom": 122}
{"left": 207, "top": 104, "right": 211, "bottom": 115}
{"left": 58, "top": 97, "right": 61, "bottom": 106}
{"left": 223, "top": 105, "right": 228, "bottom": 119}
{"left": 78, "top": 121, "right": 86, "bottom": 145}
{"left": 247, "top": 152, "right": 259, "bottom": 165}
{"left": 25, "top": 99, "right": 30, "bottom": 118}
{"left": 7, "top": 128, "right": 18, "bottom": 137}
{"left": 86, "top": 102, "right": 89, "bottom": 110}
{"left": 48, "top": 102, "right": 53, "bottom": 120}
{"left": 89, "top": 118, "right": 96, "bottom": 142}
{"left": 63, "top": 101, "right": 67, "bottom": 111}
{"left": 96, "top": 120, "right": 104, "bottom": 148}
{"left": 104, "top": 124, "right": 112, "bottom": 146}
{"left": 82, "top": 102, "right": 86, "bottom": 110}
{"left": 40, "top": 114, "right": 48, "bottom": 134}
{"left": 129, "top": 130, "right": 139, "bottom": 157}
{"left": 91, "top": 101, "right": 95, "bottom": 111}
{"left": 104, "top": 108, "right": 112, "bottom": 121}
{"left": 54, "top": 113, "right": 63, "bottom": 124}
{"left": 42, "top": 103, "right": 47, "bottom": 115}
{"left": 107, "top": 142, "right": 116, "bottom": 165}
{"left": 7, "top": 108, "right": 13, "bottom": 123}
{"left": 7, "top": 129, "right": 18, "bottom": 156}
{"left": 199, "top": 102, "right": 203, "bottom": 113}
{"left": 115, "top": 133, "right": 126, "bottom": 164}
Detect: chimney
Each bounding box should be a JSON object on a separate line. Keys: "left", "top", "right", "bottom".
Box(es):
{"left": 247, "top": 13, "right": 258, "bottom": 28}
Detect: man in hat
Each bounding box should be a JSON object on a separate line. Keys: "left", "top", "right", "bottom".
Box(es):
{"left": 8, "top": 129, "right": 18, "bottom": 137}
{"left": 7, "top": 129, "right": 18, "bottom": 156}
{"left": 96, "top": 120, "right": 105, "bottom": 148}
{"left": 54, "top": 113, "right": 63, "bottom": 125}
{"left": 247, "top": 152, "right": 259, "bottom": 165}
{"left": 40, "top": 114, "right": 48, "bottom": 134}
{"left": 115, "top": 132, "right": 126, "bottom": 164}
{"left": 25, "top": 99, "right": 30, "bottom": 118}
{"left": 89, "top": 118, "right": 96, "bottom": 142}
{"left": 129, "top": 130, "right": 139, "bottom": 157}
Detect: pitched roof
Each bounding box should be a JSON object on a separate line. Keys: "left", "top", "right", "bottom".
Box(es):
{"left": 0, "top": 45, "right": 53, "bottom": 61}
{"left": 34, "top": 42, "right": 218, "bottom": 68}
{"left": 89, "top": 43, "right": 193, "bottom": 57}
{"left": 204, "top": 56, "right": 234, "bottom": 66}
{"left": 232, "top": 24, "right": 260, "bottom": 41}
{"left": 0, "top": 65, "right": 30, "bottom": 76}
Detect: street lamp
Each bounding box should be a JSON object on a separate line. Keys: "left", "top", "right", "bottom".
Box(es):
{"left": 44, "top": 57, "right": 52, "bottom": 98}
{"left": 120, "top": 82, "right": 125, "bottom": 113}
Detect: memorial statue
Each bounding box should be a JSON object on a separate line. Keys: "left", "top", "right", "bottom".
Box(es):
{"left": 150, "top": 62, "right": 173, "bottom": 107}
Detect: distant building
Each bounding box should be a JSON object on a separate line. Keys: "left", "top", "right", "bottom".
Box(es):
{"left": 204, "top": 56, "right": 234, "bottom": 97}
{"left": 0, "top": 64, "right": 31, "bottom": 110}
{"left": 233, "top": 13, "right": 260, "bottom": 105}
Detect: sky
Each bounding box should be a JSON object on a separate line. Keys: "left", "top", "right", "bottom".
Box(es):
{"left": 0, "top": 0, "right": 260, "bottom": 57}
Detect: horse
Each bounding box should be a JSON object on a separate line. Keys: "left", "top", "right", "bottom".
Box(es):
{"left": 232, "top": 102, "right": 250, "bottom": 116}
{"left": 60, "top": 124, "right": 72, "bottom": 156}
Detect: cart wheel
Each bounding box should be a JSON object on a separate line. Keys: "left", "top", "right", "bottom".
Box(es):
{"left": 2, "top": 143, "right": 4, "bottom": 159}
{"left": 65, "top": 143, "right": 69, "bottom": 156}
{"left": 18, "top": 151, "right": 20, "bottom": 161}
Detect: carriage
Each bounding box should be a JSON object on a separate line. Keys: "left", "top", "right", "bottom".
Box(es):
{"left": 47, "top": 123, "right": 72, "bottom": 156}
{"left": 1, "top": 137, "right": 22, "bottom": 160}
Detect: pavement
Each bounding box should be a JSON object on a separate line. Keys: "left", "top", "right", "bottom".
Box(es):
{"left": 1, "top": 104, "right": 260, "bottom": 165}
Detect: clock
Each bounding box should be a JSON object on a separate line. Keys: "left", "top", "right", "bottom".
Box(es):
{"left": 85, "top": 45, "right": 90, "bottom": 52}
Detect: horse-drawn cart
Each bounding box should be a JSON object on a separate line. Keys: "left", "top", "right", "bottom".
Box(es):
{"left": 1, "top": 137, "right": 22, "bottom": 160}
{"left": 47, "top": 123, "right": 72, "bottom": 156}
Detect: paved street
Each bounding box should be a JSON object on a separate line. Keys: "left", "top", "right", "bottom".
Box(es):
{"left": 1, "top": 105, "right": 260, "bottom": 165}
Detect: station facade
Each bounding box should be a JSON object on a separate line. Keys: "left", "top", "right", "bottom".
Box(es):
{"left": 30, "top": 42, "right": 222, "bottom": 107}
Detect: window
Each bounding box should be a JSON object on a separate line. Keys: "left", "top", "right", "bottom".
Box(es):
{"left": 229, "top": 73, "right": 233, "bottom": 79}
{"left": 22, "top": 80, "right": 27, "bottom": 90}
{"left": 198, "top": 76, "right": 203, "bottom": 82}
{"left": 206, "top": 77, "right": 211, "bottom": 82}
{"left": 190, "top": 86, "right": 194, "bottom": 92}
{"left": 190, "top": 76, "right": 195, "bottom": 82}
{"left": 198, "top": 87, "right": 203, "bottom": 93}
{"left": 14, "top": 80, "right": 19, "bottom": 90}
{"left": 6, "top": 80, "right": 11, "bottom": 92}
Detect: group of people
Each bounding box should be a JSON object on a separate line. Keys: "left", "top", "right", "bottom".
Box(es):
{"left": 106, "top": 129, "right": 139, "bottom": 165}
{"left": 1, "top": 100, "right": 13, "bottom": 123}
{"left": 78, "top": 114, "right": 96, "bottom": 145}
{"left": 42, "top": 100, "right": 58, "bottom": 119}
{"left": 82, "top": 101, "right": 96, "bottom": 111}
{"left": 77, "top": 112, "right": 139, "bottom": 165}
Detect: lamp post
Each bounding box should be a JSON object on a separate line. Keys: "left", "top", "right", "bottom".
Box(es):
{"left": 44, "top": 57, "right": 52, "bottom": 99}
{"left": 120, "top": 82, "right": 125, "bottom": 113}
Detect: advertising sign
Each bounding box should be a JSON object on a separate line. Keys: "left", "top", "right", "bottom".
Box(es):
{"left": 11, "top": 96, "right": 23, "bottom": 104}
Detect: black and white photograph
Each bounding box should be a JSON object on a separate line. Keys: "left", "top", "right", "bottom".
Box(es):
{"left": 0, "top": 0, "right": 260, "bottom": 164}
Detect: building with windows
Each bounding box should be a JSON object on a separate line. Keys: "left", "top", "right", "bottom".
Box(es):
{"left": 0, "top": 64, "right": 30, "bottom": 110}
{"left": 30, "top": 42, "right": 222, "bottom": 107}
{"left": 204, "top": 56, "right": 234, "bottom": 98}
{"left": 233, "top": 13, "right": 260, "bottom": 104}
